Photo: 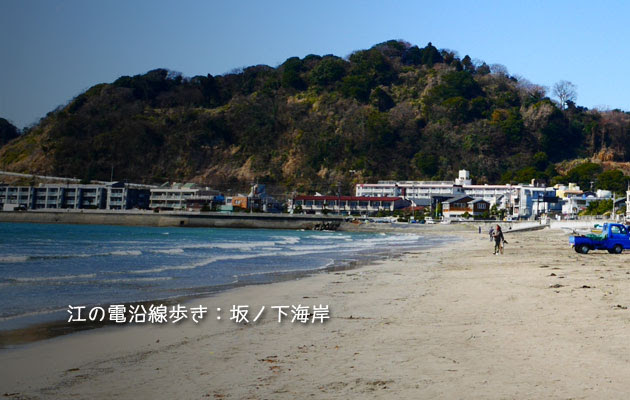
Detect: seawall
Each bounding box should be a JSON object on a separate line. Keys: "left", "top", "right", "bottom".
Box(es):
{"left": 0, "top": 210, "right": 343, "bottom": 230}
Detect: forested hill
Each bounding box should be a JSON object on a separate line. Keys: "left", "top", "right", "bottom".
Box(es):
{"left": 0, "top": 119, "right": 19, "bottom": 148}
{"left": 2, "top": 40, "right": 630, "bottom": 193}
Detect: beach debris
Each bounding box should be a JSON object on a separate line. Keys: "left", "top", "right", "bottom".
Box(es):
{"left": 549, "top": 273, "right": 556, "bottom": 276}
{"left": 580, "top": 285, "right": 592, "bottom": 289}
{"left": 614, "top": 305, "right": 628, "bottom": 310}
{"left": 549, "top": 284, "right": 564, "bottom": 288}
{"left": 539, "top": 265, "right": 549, "bottom": 268}
{"left": 66, "top": 368, "right": 80, "bottom": 372}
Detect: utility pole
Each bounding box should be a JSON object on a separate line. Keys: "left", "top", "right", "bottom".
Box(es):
{"left": 337, "top": 182, "right": 341, "bottom": 215}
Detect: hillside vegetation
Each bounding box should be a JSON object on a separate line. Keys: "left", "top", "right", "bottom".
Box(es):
{"left": 2, "top": 40, "right": 630, "bottom": 194}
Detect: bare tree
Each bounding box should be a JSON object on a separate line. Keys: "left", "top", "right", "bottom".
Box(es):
{"left": 490, "top": 63, "right": 508, "bottom": 76}
{"left": 553, "top": 80, "right": 577, "bottom": 109}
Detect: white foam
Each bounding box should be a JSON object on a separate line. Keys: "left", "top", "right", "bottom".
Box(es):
{"left": 152, "top": 248, "right": 185, "bottom": 255}
{"left": 99, "top": 277, "right": 173, "bottom": 283}
{"left": 270, "top": 236, "right": 301, "bottom": 245}
{"left": 128, "top": 252, "right": 271, "bottom": 274}
{"left": 109, "top": 250, "right": 142, "bottom": 256}
{"left": 12, "top": 273, "right": 97, "bottom": 282}
{"left": 182, "top": 241, "right": 275, "bottom": 250}
{"left": 0, "top": 256, "right": 29, "bottom": 263}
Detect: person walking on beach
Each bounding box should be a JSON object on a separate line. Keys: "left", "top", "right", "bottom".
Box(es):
{"left": 488, "top": 226, "right": 494, "bottom": 241}
{"left": 492, "top": 224, "right": 507, "bottom": 255}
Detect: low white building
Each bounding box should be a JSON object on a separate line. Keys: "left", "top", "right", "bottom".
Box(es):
{"left": 290, "top": 195, "right": 410, "bottom": 215}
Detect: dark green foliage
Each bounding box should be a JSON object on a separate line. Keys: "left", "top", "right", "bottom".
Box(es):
{"left": 461, "top": 55, "right": 474, "bottom": 72}
{"left": 281, "top": 57, "right": 306, "bottom": 90}
{"left": 491, "top": 108, "right": 523, "bottom": 143}
{"left": 401, "top": 42, "right": 443, "bottom": 67}
{"left": 532, "top": 152, "right": 549, "bottom": 171}
{"left": 341, "top": 75, "right": 372, "bottom": 102}
{"left": 476, "top": 63, "right": 491, "bottom": 75}
{"left": 402, "top": 46, "right": 423, "bottom": 65}
{"left": 309, "top": 56, "right": 347, "bottom": 86}
{"left": 0, "top": 118, "right": 19, "bottom": 147}
{"left": 370, "top": 87, "right": 395, "bottom": 111}
{"left": 596, "top": 169, "right": 628, "bottom": 194}
{"left": 421, "top": 42, "right": 442, "bottom": 66}
{"left": 540, "top": 108, "right": 580, "bottom": 160}
{"left": 583, "top": 199, "right": 613, "bottom": 215}
{"left": 565, "top": 162, "right": 602, "bottom": 190}
{"left": 414, "top": 152, "right": 439, "bottom": 176}
{"left": 429, "top": 71, "right": 482, "bottom": 102}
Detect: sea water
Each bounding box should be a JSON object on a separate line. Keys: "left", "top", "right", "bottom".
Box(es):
{"left": 0, "top": 223, "right": 449, "bottom": 330}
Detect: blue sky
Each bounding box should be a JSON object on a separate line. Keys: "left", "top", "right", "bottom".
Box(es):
{"left": 1, "top": 0, "right": 629, "bottom": 128}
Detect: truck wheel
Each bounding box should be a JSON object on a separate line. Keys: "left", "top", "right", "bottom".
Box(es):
{"left": 577, "top": 244, "right": 590, "bottom": 254}
{"left": 613, "top": 244, "right": 623, "bottom": 254}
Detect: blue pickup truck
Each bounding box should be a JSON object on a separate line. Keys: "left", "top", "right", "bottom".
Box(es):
{"left": 570, "top": 223, "right": 630, "bottom": 254}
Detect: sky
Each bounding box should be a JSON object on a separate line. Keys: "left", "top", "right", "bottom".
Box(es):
{"left": 2, "top": 0, "right": 630, "bottom": 129}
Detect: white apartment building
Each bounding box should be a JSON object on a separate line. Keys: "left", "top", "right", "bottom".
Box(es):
{"left": 0, "top": 182, "right": 149, "bottom": 211}
{"left": 149, "top": 183, "right": 219, "bottom": 210}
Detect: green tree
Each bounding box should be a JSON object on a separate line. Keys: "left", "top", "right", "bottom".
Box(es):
{"left": 309, "top": 56, "right": 347, "bottom": 86}
{"left": 421, "top": 42, "right": 443, "bottom": 66}
{"left": 565, "top": 162, "right": 602, "bottom": 190}
{"left": 597, "top": 169, "right": 628, "bottom": 194}
{"left": 281, "top": 57, "right": 306, "bottom": 90}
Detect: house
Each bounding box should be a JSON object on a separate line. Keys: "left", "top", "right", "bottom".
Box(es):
{"left": 442, "top": 196, "right": 489, "bottom": 218}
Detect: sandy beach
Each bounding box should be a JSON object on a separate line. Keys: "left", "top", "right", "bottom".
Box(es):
{"left": 3, "top": 226, "right": 630, "bottom": 399}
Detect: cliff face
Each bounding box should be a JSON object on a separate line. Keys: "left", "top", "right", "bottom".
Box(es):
{"left": 2, "top": 40, "right": 630, "bottom": 193}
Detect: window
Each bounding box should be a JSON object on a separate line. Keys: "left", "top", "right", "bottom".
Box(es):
{"left": 612, "top": 225, "right": 627, "bottom": 235}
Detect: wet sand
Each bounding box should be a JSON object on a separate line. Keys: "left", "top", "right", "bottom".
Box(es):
{"left": 3, "top": 228, "right": 630, "bottom": 399}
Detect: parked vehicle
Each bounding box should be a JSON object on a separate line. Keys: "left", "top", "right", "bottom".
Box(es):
{"left": 569, "top": 223, "right": 630, "bottom": 254}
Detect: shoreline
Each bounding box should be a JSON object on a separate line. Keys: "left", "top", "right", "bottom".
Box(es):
{"left": 0, "top": 229, "right": 459, "bottom": 348}
{"left": 7, "top": 227, "right": 630, "bottom": 398}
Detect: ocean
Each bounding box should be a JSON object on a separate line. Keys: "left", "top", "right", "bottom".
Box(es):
{"left": 0, "top": 222, "right": 450, "bottom": 332}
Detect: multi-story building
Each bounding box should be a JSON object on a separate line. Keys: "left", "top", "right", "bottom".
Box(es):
{"left": 149, "top": 183, "right": 219, "bottom": 210}
{"left": 0, "top": 182, "right": 149, "bottom": 211}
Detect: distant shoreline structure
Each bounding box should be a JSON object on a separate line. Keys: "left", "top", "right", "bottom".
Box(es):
{"left": 0, "top": 209, "right": 343, "bottom": 230}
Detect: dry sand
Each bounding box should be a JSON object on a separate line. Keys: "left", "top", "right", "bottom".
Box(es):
{"left": 3, "top": 227, "right": 630, "bottom": 399}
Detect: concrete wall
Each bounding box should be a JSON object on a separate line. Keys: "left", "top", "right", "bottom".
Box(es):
{"left": 0, "top": 211, "right": 343, "bottom": 230}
